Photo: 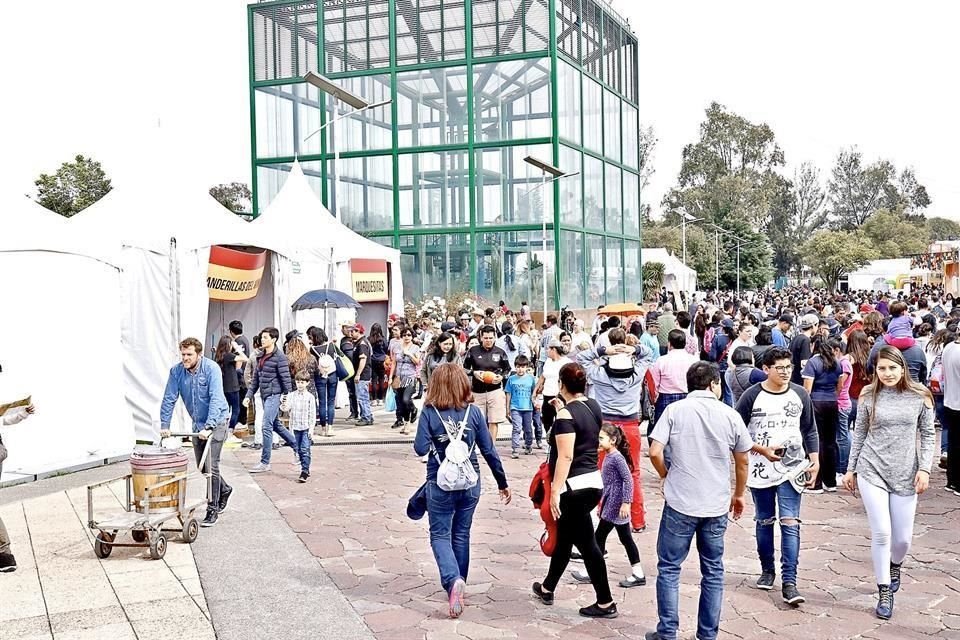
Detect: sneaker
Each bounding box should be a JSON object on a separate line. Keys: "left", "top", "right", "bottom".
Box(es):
{"left": 579, "top": 602, "right": 618, "bottom": 618}
{"left": 535, "top": 442, "right": 543, "bottom": 449}
{"left": 201, "top": 509, "right": 218, "bottom": 527}
{"left": 524, "top": 447, "right": 533, "bottom": 455}
{"left": 876, "top": 584, "right": 894, "bottom": 620}
{"left": 570, "top": 569, "right": 591, "bottom": 583}
{"left": 756, "top": 570, "right": 776, "bottom": 590}
{"left": 571, "top": 550, "right": 608, "bottom": 561}
{"left": 0, "top": 552, "right": 17, "bottom": 573}
{"left": 271, "top": 442, "right": 280, "bottom": 450}
{"left": 409, "top": 407, "right": 419, "bottom": 423}
{"left": 806, "top": 488, "right": 824, "bottom": 494}
{"left": 632, "top": 526, "right": 646, "bottom": 533}
{"left": 448, "top": 578, "right": 465, "bottom": 618}
{"left": 391, "top": 420, "right": 403, "bottom": 429}
{"left": 619, "top": 574, "right": 646, "bottom": 588}
{"left": 356, "top": 419, "right": 374, "bottom": 426}
{"left": 217, "top": 485, "right": 233, "bottom": 513}
{"left": 824, "top": 486, "right": 838, "bottom": 493}
{"left": 532, "top": 582, "right": 553, "bottom": 605}
{"left": 939, "top": 453, "right": 948, "bottom": 469}
{"left": 347, "top": 413, "right": 358, "bottom": 420}
{"left": 250, "top": 443, "right": 262, "bottom": 450}
{"left": 511, "top": 451, "right": 520, "bottom": 459}
{"left": 890, "top": 562, "right": 902, "bottom": 593}
{"left": 249, "top": 462, "right": 271, "bottom": 473}
{"left": 298, "top": 471, "right": 309, "bottom": 484}
{"left": 644, "top": 633, "right": 667, "bottom": 640}
{"left": 782, "top": 583, "right": 805, "bottom": 605}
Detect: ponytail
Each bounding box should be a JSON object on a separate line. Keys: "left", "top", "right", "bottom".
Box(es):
{"left": 601, "top": 422, "right": 633, "bottom": 471}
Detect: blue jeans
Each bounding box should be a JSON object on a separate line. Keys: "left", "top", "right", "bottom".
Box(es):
{"left": 719, "top": 373, "right": 733, "bottom": 407}
{"left": 293, "top": 430, "right": 312, "bottom": 474}
{"left": 750, "top": 482, "right": 802, "bottom": 584}
{"left": 934, "top": 394, "right": 948, "bottom": 453}
{"left": 532, "top": 408, "right": 544, "bottom": 443}
{"left": 317, "top": 376, "right": 337, "bottom": 426}
{"left": 426, "top": 480, "right": 481, "bottom": 592}
{"left": 837, "top": 406, "right": 851, "bottom": 474}
{"left": 656, "top": 504, "right": 728, "bottom": 640}
{"left": 260, "top": 394, "right": 297, "bottom": 465}
{"left": 225, "top": 390, "right": 241, "bottom": 428}
{"left": 510, "top": 409, "right": 533, "bottom": 451}
{"left": 356, "top": 378, "right": 373, "bottom": 421}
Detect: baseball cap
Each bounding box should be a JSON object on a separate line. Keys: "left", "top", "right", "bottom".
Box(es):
{"left": 353, "top": 323, "right": 365, "bottom": 334}
{"left": 778, "top": 313, "right": 794, "bottom": 326}
{"left": 440, "top": 321, "right": 456, "bottom": 332}
{"left": 799, "top": 313, "right": 819, "bottom": 330}
{"left": 720, "top": 318, "right": 735, "bottom": 329}
{"left": 460, "top": 313, "right": 470, "bottom": 320}
{"left": 388, "top": 313, "right": 400, "bottom": 322}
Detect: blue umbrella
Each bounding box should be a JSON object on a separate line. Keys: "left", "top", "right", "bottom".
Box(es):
{"left": 290, "top": 289, "right": 361, "bottom": 312}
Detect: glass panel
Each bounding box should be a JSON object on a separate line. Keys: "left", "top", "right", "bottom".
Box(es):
{"left": 559, "top": 145, "right": 582, "bottom": 226}
{"left": 604, "top": 90, "right": 621, "bottom": 163}
{"left": 623, "top": 170, "right": 640, "bottom": 239}
{"left": 475, "top": 143, "right": 553, "bottom": 226}
{"left": 328, "top": 155, "right": 394, "bottom": 232}
{"left": 370, "top": 235, "right": 396, "bottom": 249}
{"left": 583, "top": 154, "right": 603, "bottom": 230}
{"left": 476, "top": 230, "right": 556, "bottom": 311}
{"left": 585, "top": 234, "right": 606, "bottom": 306}
{"left": 622, "top": 102, "right": 639, "bottom": 169}
{"left": 253, "top": 3, "right": 318, "bottom": 81}
{"left": 556, "top": 0, "right": 580, "bottom": 62}
{"left": 605, "top": 164, "right": 622, "bottom": 234}
{"left": 399, "top": 233, "right": 471, "bottom": 302}
{"left": 368, "top": 0, "right": 391, "bottom": 69}
{"left": 398, "top": 151, "right": 470, "bottom": 228}
{"left": 256, "top": 161, "right": 323, "bottom": 214}
{"left": 526, "top": 0, "right": 550, "bottom": 52}
{"left": 606, "top": 237, "right": 623, "bottom": 303}
{"left": 559, "top": 230, "right": 584, "bottom": 308}
{"left": 624, "top": 239, "right": 641, "bottom": 303}
{"left": 255, "top": 83, "right": 323, "bottom": 159}
{"left": 474, "top": 59, "right": 552, "bottom": 143}
{"left": 324, "top": 75, "right": 391, "bottom": 153}
{"left": 581, "top": 1, "right": 602, "bottom": 78}
{"left": 557, "top": 59, "right": 580, "bottom": 145}
{"left": 442, "top": 1, "right": 467, "bottom": 61}
{"left": 582, "top": 77, "right": 602, "bottom": 154}
{"left": 397, "top": 66, "right": 469, "bottom": 147}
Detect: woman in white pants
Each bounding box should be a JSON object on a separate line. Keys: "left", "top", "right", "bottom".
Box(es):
{"left": 842, "top": 346, "right": 935, "bottom": 621}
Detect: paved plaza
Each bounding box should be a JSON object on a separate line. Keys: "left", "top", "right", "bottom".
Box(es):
{"left": 3, "top": 410, "right": 958, "bottom": 640}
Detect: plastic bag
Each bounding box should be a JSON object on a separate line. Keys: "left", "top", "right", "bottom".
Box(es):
{"left": 385, "top": 387, "right": 397, "bottom": 412}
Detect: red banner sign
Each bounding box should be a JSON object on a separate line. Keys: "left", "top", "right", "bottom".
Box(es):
{"left": 208, "top": 246, "right": 267, "bottom": 301}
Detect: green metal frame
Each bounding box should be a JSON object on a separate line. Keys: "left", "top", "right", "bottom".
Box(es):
{"left": 247, "top": 0, "right": 642, "bottom": 308}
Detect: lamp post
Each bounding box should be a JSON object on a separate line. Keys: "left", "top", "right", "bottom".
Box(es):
{"left": 523, "top": 156, "right": 577, "bottom": 320}
{"left": 680, "top": 211, "right": 702, "bottom": 266}
{"left": 302, "top": 72, "right": 391, "bottom": 221}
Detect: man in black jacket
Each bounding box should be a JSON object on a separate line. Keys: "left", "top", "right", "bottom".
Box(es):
{"left": 463, "top": 325, "right": 511, "bottom": 441}
{"left": 341, "top": 323, "right": 359, "bottom": 419}
{"left": 243, "top": 327, "right": 298, "bottom": 473}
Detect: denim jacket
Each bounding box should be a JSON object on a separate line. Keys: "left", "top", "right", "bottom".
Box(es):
{"left": 160, "top": 357, "right": 230, "bottom": 432}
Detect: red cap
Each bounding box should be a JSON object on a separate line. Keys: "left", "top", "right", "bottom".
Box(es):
{"left": 353, "top": 323, "right": 365, "bottom": 334}
{"left": 388, "top": 313, "right": 400, "bottom": 321}
{"left": 859, "top": 304, "right": 873, "bottom": 313}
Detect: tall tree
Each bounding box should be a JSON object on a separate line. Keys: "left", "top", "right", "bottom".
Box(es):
{"left": 897, "top": 167, "right": 932, "bottom": 219}
{"left": 209, "top": 182, "right": 253, "bottom": 215}
{"left": 860, "top": 208, "right": 930, "bottom": 258}
{"left": 827, "top": 148, "right": 930, "bottom": 229}
{"left": 663, "top": 102, "right": 785, "bottom": 229}
{"left": 801, "top": 230, "right": 879, "bottom": 292}
{"left": 638, "top": 125, "right": 657, "bottom": 222}
{"left": 927, "top": 216, "right": 960, "bottom": 242}
{"left": 767, "top": 163, "right": 829, "bottom": 277}
{"left": 34, "top": 155, "right": 112, "bottom": 218}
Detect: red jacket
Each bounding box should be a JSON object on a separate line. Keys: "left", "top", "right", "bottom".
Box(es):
{"left": 529, "top": 462, "right": 558, "bottom": 556}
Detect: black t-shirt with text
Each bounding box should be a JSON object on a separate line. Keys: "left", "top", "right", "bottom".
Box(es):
{"left": 354, "top": 338, "right": 372, "bottom": 381}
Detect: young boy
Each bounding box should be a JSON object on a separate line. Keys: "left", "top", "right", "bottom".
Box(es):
{"left": 288, "top": 370, "right": 316, "bottom": 483}
{"left": 505, "top": 355, "right": 537, "bottom": 458}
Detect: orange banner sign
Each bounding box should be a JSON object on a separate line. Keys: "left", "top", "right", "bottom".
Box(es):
{"left": 351, "top": 258, "right": 388, "bottom": 302}
{"left": 208, "top": 246, "right": 267, "bottom": 301}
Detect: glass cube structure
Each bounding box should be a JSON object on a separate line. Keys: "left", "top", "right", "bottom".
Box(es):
{"left": 249, "top": 0, "right": 642, "bottom": 310}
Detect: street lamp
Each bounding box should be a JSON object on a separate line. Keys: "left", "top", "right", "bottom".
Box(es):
{"left": 679, "top": 211, "right": 702, "bottom": 266}
{"left": 302, "top": 72, "right": 391, "bottom": 221}
{"left": 523, "top": 156, "right": 577, "bottom": 320}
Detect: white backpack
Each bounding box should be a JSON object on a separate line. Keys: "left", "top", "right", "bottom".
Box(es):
{"left": 433, "top": 406, "right": 478, "bottom": 491}
{"left": 313, "top": 345, "right": 337, "bottom": 377}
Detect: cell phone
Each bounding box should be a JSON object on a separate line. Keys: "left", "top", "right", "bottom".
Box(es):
{"left": 774, "top": 447, "right": 786, "bottom": 458}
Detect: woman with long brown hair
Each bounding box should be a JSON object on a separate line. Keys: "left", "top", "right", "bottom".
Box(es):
{"left": 861, "top": 311, "right": 885, "bottom": 343}
{"left": 214, "top": 335, "right": 248, "bottom": 432}
{"left": 842, "top": 346, "right": 934, "bottom": 621}
{"left": 413, "top": 363, "right": 511, "bottom": 618}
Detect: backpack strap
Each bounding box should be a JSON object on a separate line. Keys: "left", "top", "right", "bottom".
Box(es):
{"left": 430, "top": 406, "right": 475, "bottom": 462}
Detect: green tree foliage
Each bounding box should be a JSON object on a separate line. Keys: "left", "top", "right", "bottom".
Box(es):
{"left": 642, "top": 261, "right": 665, "bottom": 302}
{"left": 716, "top": 218, "right": 774, "bottom": 291}
{"left": 34, "top": 155, "right": 112, "bottom": 218}
{"left": 860, "top": 208, "right": 930, "bottom": 258}
{"left": 663, "top": 102, "right": 785, "bottom": 229}
{"left": 827, "top": 148, "right": 931, "bottom": 229}
{"left": 927, "top": 216, "right": 960, "bottom": 242}
{"left": 209, "top": 182, "right": 253, "bottom": 214}
{"left": 767, "top": 163, "right": 829, "bottom": 277}
{"left": 801, "top": 230, "right": 880, "bottom": 292}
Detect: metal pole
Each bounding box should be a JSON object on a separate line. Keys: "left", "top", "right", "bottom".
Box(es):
{"left": 333, "top": 108, "right": 341, "bottom": 220}
{"left": 715, "top": 228, "right": 719, "bottom": 292}
{"left": 541, "top": 169, "right": 548, "bottom": 319}
{"left": 682, "top": 215, "right": 687, "bottom": 265}
{"left": 736, "top": 240, "right": 741, "bottom": 299}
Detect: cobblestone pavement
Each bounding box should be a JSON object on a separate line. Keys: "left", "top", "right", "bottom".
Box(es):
{"left": 240, "top": 432, "right": 960, "bottom": 640}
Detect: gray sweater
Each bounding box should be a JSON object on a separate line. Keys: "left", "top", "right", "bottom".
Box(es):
{"left": 848, "top": 386, "right": 935, "bottom": 496}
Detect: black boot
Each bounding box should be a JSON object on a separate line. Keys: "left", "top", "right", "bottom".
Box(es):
{"left": 890, "top": 562, "right": 902, "bottom": 593}
{"left": 875, "top": 584, "right": 893, "bottom": 620}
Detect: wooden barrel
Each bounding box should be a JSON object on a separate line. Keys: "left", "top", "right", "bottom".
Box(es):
{"left": 130, "top": 447, "right": 189, "bottom": 513}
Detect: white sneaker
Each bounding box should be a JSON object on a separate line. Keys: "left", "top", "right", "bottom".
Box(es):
{"left": 570, "top": 569, "right": 591, "bottom": 583}
{"left": 249, "top": 462, "right": 271, "bottom": 473}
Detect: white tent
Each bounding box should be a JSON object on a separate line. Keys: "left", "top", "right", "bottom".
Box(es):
{"left": 250, "top": 161, "right": 405, "bottom": 330}
{"left": 0, "top": 195, "right": 131, "bottom": 484}
{"left": 642, "top": 247, "right": 698, "bottom": 294}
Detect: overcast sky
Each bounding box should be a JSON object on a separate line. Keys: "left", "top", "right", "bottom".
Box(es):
{"left": 2, "top": 1, "right": 957, "bottom": 220}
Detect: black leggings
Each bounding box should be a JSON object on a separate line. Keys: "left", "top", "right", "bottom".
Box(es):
{"left": 813, "top": 399, "right": 838, "bottom": 490}
{"left": 543, "top": 487, "right": 611, "bottom": 604}
{"left": 396, "top": 381, "right": 417, "bottom": 422}
{"left": 596, "top": 519, "right": 640, "bottom": 565}
{"left": 541, "top": 395, "right": 558, "bottom": 430}
{"left": 371, "top": 360, "right": 386, "bottom": 401}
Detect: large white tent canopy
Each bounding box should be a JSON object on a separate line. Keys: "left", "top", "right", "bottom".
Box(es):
{"left": 0, "top": 195, "right": 131, "bottom": 483}
{"left": 643, "top": 247, "right": 698, "bottom": 294}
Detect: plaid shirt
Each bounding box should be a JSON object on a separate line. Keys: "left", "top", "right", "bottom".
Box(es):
{"left": 288, "top": 390, "right": 316, "bottom": 431}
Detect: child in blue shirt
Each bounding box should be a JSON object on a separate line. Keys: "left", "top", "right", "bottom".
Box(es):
{"left": 505, "top": 355, "right": 537, "bottom": 458}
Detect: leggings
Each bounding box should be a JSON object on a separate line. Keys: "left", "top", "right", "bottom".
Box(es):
{"left": 858, "top": 476, "right": 917, "bottom": 585}
{"left": 371, "top": 360, "right": 387, "bottom": 401}
{"left": 396, "top": 380, "right": 417, "bottom": 422}
{"left": 595, "top": 518, "right": 641, "bottom": 566}
{"left": 542, "top": 488, "right": 612, "bottom": 604}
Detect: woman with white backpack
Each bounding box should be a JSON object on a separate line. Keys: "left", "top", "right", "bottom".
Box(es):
{"left": 412, "top": 363, "right": 511, "bottom": 619}
{"left": 307, "top": 326, "right": 342, "bottom": 438}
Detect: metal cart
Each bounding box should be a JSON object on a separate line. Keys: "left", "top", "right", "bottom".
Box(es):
{"left": 86, "top": 432, "right": 211, "bottom": 560}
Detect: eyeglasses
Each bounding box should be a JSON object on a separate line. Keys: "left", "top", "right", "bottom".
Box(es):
{"left": 771, "top": 365, "right": 794, "bottom": 373}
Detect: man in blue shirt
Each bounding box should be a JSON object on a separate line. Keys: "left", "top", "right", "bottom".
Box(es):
{"left": 771, "top": 314, "right": 793, "bottom": 348}
{"left": 160, "top": 337, "right": 232, "bottom": 527}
